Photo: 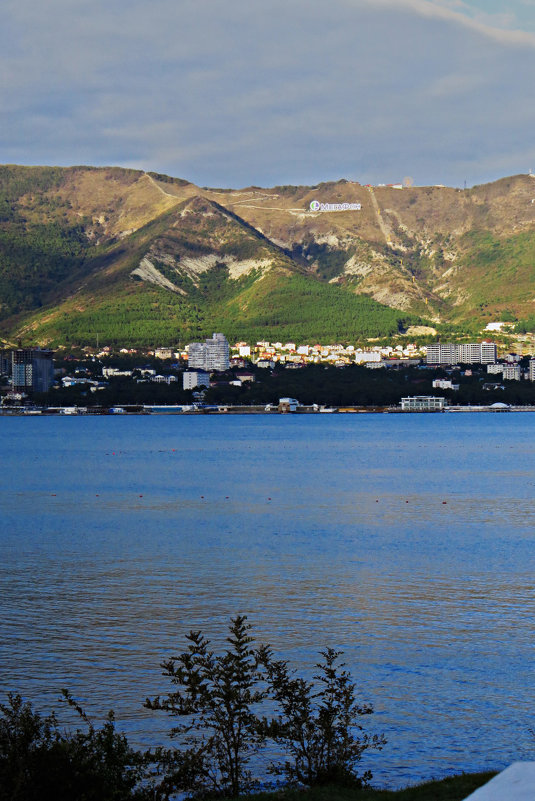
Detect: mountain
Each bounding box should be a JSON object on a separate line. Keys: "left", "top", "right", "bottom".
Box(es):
{"left": 1, "top": 165, "right": 535, "bottom": 347}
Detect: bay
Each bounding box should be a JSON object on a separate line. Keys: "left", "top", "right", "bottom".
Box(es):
{"left": 1, "top": 414, "right": 534, "bottom": 788}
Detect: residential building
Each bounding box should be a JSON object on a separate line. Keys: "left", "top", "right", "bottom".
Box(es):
{"left": 102, "top": 367, "right": 133, "bottom": 378}
{"left": 154, "top": 347, "right": 174, "bottom": 359}
{"left": 426, "top": 343, "right": 459, "bottom": 364}
{"left": 426, "top": 342, "right": 497, "bottom": 365}
{"left": 188, "top": 333, "right": 229, "bottom": 372}
{"left": 0, "top": 352, "right": 10, "bottom": 376}
{"left": 529, "top": 359, "right": 535, "bottom": 382}
{"left": 487, "top": 364, "right": 504, "bottom": 375}
{"left": 480, "top": 342, "right": 498, "bottom": 363}
{"left": 355, "top": 351, "right": 381, "bottom": 364}
{"left": 458, "top": 343, "right": 484, "bottom": 363}
{"left": 502, "top": 363, "right": 521, "bottom": 381}
{"left": 183, "top": 370, "right": 210, "bottom": 390}
{"left": 235, "top": 371, "right": 255, "bottom": 383}
{"left": 401, "top": 396, "right": 446, "bottom": 411}
{"left": 11, "top": 348, "right": 54, "bottom": 393}
{"left": 432, "top": 379, "right": 459, "bottom": 390}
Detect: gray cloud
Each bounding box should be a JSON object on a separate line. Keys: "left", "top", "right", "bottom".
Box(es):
{"left": 1, "top": 0, "right": 534, "bottom": 187}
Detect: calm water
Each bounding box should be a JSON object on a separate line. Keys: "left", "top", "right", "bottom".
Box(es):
{"left": 1, "top": 414, "right": 534, "bottom": 788}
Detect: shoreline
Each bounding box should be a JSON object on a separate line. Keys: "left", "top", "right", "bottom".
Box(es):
{"left": 2, "top": 404, "right": 535, "bottom": 416}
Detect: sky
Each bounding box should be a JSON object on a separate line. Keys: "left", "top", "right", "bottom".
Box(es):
{"left": 1, "top": 0, "right": 535, "bottom": 188}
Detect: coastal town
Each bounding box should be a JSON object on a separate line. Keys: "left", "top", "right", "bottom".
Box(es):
{"left": 3, "top": 331, "right": 535, "bottom": 414}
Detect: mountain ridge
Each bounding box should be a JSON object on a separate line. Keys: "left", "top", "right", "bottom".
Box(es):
{"left": 1, "top": 165, "right": 535, "bottom": 346}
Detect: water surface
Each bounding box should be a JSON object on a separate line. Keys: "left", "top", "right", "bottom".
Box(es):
{"left": 1, "top": 414, "right": 534, "bottom": 787}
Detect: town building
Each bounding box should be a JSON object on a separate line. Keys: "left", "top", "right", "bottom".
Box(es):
{"left": 355, "top": 351, "right": 381, "bottom": 364}
{"left": 188, "top": 333, "right": 229, "bottom": 372}
{"left": 183, "top": 370, "right": 210, "bottom": 390}
{"left": 154, "top": 347, "right": 174, "bottom": 359}
{"left": 278, "top": 397, "right": 299, "bottom": 413}
{"left": 401, "top": 396, "right": 446, "bottom": 411}
{"left": 502, "top": 363, "right": 521, "bottom": 381}
{"left": 529, "top": 359, "right": 535, "bottom": 382}
{"left": 10, "top": 348, "right": 54, "bottom": 393}
{"left": 487, "top": 364, "right": 504, "bottom": 375}
{"left": 426, "top": 342, "right": 497, "bottom": 365}
{"left": 432, "top": 379, "right": 459, "bottom": 390}
{"left": 426, "top": 343, "right": 458, "bottom": 365}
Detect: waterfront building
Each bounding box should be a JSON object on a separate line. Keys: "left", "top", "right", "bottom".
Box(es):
{"left": 529, "top": 359, "right": 535, "bottom": 382}
{"left": 11, "top": 348, "right": 54, "bottom": 393}
{"left": 401, "top": 396, "right": 446, "bottom": 411}
{"left": 188, "top": 333, "right": 229, "bottom": 372}
{"left": 278, "top": 397, "right": 299, "bottom": 413}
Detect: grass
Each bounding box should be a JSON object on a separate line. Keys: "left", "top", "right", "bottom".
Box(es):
{"left": 225, "top": 774, "right": 496, "bottom": 801}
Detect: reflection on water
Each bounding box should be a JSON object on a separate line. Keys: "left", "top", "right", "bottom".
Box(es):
{"left": 1, "top": 415, "right": 535, "bottom": 788}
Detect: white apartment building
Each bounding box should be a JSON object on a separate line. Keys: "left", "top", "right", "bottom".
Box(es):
{"left": 530, "top": 359, "right": 535, "bottom": 382}
{"left": 355, "top": 351, "right": 381, "bottom": 364}
{"left": 183, "top": 370, "right": 210, "bottom": 390}
{"left": 487, "top": 364, "right": 504, "bottom": 375}
{"left": 480, "top": 342, "right": 498, "bottom": 364}
{"left": 432, "top": 379, "right": 459, "bottom": 390}
{"left": 426, "top": 342, "right": 497, "bottom": 365}
{"left": 502, "top": 363, "right": 521, "bottom": 381}
{"left": 188, "top": 333, "right": 230, "bottom": 372}
{"left": 426, "top": 343, "right": 459, "bottom": 364}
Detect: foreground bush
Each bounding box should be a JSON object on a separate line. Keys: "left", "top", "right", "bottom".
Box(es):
{"left": 0, "top": 691, "right": 150, "bottom": 801}
{"left": 1, "top": 616, "right": 385, "bottom": 800}
{"left": 260, "top": 646, "right": 386, "bottom": 787}
{"left": 146, "top": 616, "right": 385, "bottom": 798}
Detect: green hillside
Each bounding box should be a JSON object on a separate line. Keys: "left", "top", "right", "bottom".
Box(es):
{"left": 15, "top": 267, "right": 413, "bottom": 348}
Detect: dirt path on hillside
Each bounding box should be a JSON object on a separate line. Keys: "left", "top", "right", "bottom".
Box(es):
{"left": 142, "top": 172, "right": 182, "bottom": 200}
{"left": 367, "top": 186, "right": 394, "bottom": 245}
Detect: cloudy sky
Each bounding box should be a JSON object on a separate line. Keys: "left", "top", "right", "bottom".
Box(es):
{"left": 1, "top": 0, "right": 534, "bottom": 188}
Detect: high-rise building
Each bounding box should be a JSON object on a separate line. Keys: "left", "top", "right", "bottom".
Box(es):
{"left": 11, "top": 348, "right": 54, "bottom": 393}
{"left": 187, "top": 334, "right": 229, "bottom": 372}
{"left": 480, "top": 342, "right": 498, "bottom": 364}
{"left": 426, "top": 342, "right": 497, "bottom": 365}
{"left": 426, "top": 343, "right": 458, "bottom": 364}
